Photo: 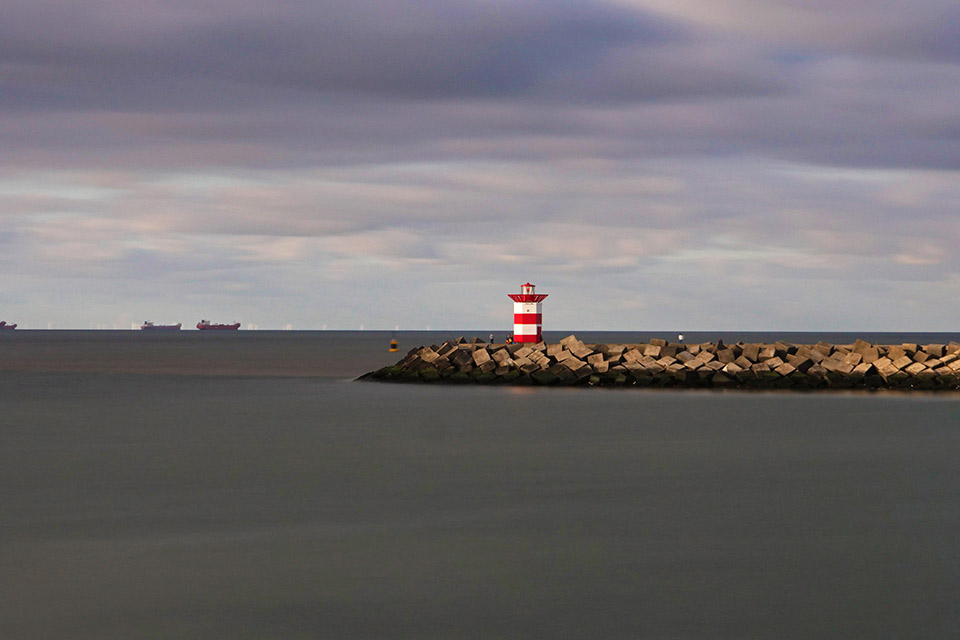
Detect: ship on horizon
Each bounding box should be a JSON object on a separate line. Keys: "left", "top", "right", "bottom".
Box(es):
{"left": 197, "top": 319, "right": 241, "bottom": 331}
{"left": 140, "top": 321, "right": 181, "bottom": 331}
{"left": 0, "top": 321, "right": 17, "bottom": 330}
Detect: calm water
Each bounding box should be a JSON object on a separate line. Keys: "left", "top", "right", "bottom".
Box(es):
{"left": 2, "top": 331, "right": 960, "bottom": 638}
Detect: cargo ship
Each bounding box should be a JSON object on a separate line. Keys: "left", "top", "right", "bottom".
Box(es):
{"left": 197, "top": 319, "right": 241, "bottom": 330}
{"left": 0, "top": 321, "right": 16, "bottom": 330}
{"left": 140, "top": 321, "right": 181, "bottom": 330}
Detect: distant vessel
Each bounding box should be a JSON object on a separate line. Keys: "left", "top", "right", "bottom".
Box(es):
{"left": 140, "top": 321, "right": 181, "bottom": 331}
{"left": 197, "top": 319, "right": 241, "bottom": 331}
{"left": 0, "top": 321, "right": 16, "bottom": 330}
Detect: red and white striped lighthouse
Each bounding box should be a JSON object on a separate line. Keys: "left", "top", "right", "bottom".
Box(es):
{"left": 508, "top": 282, "right": 548, "bottom": 343}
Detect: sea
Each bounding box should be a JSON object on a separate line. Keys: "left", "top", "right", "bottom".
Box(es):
{"left": 2, "top": 329, "right": 960, "bottom": 639}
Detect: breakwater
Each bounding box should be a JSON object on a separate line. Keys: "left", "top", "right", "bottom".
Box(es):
{"left": 360, "top": 335, "right": 960, "bottom": 390}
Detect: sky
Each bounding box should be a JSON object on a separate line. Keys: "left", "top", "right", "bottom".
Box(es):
{"left": 2, "top": 0, "right": 959, "bottom": 330}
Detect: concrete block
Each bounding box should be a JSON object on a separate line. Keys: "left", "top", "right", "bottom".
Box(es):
{"left": 491, "top": 349, "right": 512, "bottom": 364}
{"left": 759, "top": 345, "right": 777, "bottom": 360}
{"left": 786, "top": 355, "right": 813, "bottom": 372}
{"left": 763, "top": 356, "right": 785, "bottom": 369}
{"left": 593, "top": 361, "right": 609, "bottom": 373}
{"left": 452, "top": 350, "right": 474, "bottom": 368}
{"left": 722, "top": 362, "right": 743, "bottom": 375}
{"left": 570, "top": 344, "right": 593, "bottom": 359}
{"left": 742, "top": 343, "right": 761, "bottom": 362}
{"left": 775, "top": 362, "right": 797, "bottom": 377}
{"left": 904, "top": 362, "right": 928, "bottom": 375}
{"left": 587, "top": 353, "right": 605, "bottom": 366}
{"left": 852, "top": 339, "right": 873, "bottom": 354}
{"left": 655, "top": 356, "right": 677, "bottom": 367}
{"left": 860, "top": 347, "right": 880, "bottom": 364}
{"left": 643, "top": 344, "right": 662, "bottom": 358}
{"left": 891, "top": 356, "right": 913, "bottom": 370}
{"left": 716, "top": 348, "right": 736, "bottom": 364}
{"left": 912, "top": 351, "right": 930, "bottom": 364}
{"left": 513, "top": 346, "right": 534, "bottom": 359}
{"left": 796, "top": 346, "right": 824, "bottom": 363}
{"left": 623, "top": 349, "right": 644, "bottom": 363}
{"left": 667, "top": 364, "right": 690, "bottom": 382}
{"left": 661, "top": 345, "right": 678, "bottom": 358}
{"left": 821, "top": 358, "right": 855, "bottom": 374}
{"left": 852, "top": 362, "right": 875, "bottom": 377}
{"left": 649, "top": 338, "right": 667, "bottom": 347}
{"left": 917, "top": 344, "right": 947, "bottom": 362}
{"left": 676, "top": 350, "right": 696, "bottom": 363}
{"left": 886, "top": 345, "right": 906, "bottom": 360}
{"left": 479, "top": 360, "right": 498, "bottom": 373}
{"left": 876, "top": 362, "right": 901, "bottom": 380}
{"left": 901, "top": 343, "right": 918, "bottom": 356}
{"left": 573, "top": 364, "right": 594, "bottom": 379}
{"left": 842, "top": 352, "right": 862, "bottom": 366}
{"left": 547, "top": 362, "right": 571, "bottom": 376}
{"left": 813, "top": 342, "right": 834, "bottom": 357}
{"left": 559, "top": 335, "right": 581, "bottom": 348}
{"left": 947, "top": 342, "right": 960, "bottom": 355}
{"left": 696, "top": 368, "right": 715, "bottom": 382}
{"left": 642, "top": 362, "right": 664, "bottom": 375}
{"left": 734, "top": 355, "right": 754, "bottom": 369}
{"left": 694, "top": 351, "right": 716, "bottom": 365}
{"left": 806, "top": 364, "right": 828, "bottom": 379}
{"left": 472, "top": 349, "right": 491, "bottom": 366}
{"left": 437, "top": 342, "right": 458, "bottom": 357}
{"left": 810, "top": 342, "right": 833, "bottom": 358}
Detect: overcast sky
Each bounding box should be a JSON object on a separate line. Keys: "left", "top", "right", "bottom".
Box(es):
{"left": 2, "top": 0, "right": 959, "bottom": 330}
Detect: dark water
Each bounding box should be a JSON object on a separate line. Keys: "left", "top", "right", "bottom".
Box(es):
{"left": 2, "top": 331, "right": 960, "bottom": 638}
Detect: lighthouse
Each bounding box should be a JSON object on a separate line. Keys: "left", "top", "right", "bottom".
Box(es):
{"left": 508, "top": 282, "right": 548, "bottom": 343}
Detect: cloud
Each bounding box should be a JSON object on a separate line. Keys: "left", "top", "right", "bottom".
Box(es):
{"left": 2, "top": 0, "right": 960, "bottom": 329}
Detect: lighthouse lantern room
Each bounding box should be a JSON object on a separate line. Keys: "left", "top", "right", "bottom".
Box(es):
{"left": 508, "top": 282, "right": 548, "bottom": 343}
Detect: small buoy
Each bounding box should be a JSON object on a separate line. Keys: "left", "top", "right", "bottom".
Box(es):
{"left": 389, "top": 337, "right": 399, "bottom": 352}
{"left": 678, "top": 333, "right": 684, "bottom": 342}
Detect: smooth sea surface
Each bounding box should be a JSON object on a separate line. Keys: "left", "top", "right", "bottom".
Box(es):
{"left": 2, "top": 330, "right": 960, "bottom": 639}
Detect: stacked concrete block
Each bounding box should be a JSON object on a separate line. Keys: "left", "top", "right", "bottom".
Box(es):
{"left": 361, "top": 336, "right": 960, "bottom": 391}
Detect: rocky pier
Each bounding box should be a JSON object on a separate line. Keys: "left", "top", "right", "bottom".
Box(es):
{"left": 359, "top": 335, "right": 960, "bottom": 391}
